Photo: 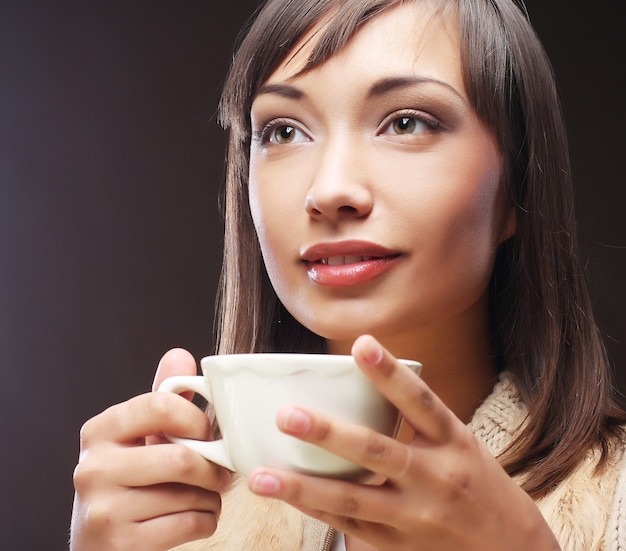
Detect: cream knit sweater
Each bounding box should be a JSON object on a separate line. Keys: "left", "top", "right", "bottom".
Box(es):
{"left": 174, "top": 372, "right": 626, "bottom": 551}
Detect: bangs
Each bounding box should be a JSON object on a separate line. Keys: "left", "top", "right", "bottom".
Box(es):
{"left": 299, "top": 0, "right": 405, "bottom": 72}
{"left": 219, "top": 0, "right": 404, "bottom": 138}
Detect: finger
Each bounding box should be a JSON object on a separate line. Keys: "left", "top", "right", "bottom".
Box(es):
{"left": 275, "top": 405, "right": 414, "bottom": 481}
{"left": 352, "top": 334, "right": 456, "bottom": 443}
{"left": 124, "top": 444, "right": 232, "bottom": 490}
{"left": 152, "top": 347, "right": 198, "bottom": 393}
{"left": 249, "top": 467, "right": 388, "bottom": 523}
{"left": 84, "top": 495, "right": 219, "bottom": 551}
{"left": 75, "top": 442, "right": 231, "bottom": 492}
{"left": 136, "top": 509, "right": 219, "bottom": 551}
{"left": 122, "top": 483, "right": 222, "bottom": 523}
{"left": 146, "top": 348, "right": 200, "bottom": 445}
{"left": 80, "top": 392, "right": 213, "bottom": 448}
{"left": 83, "top": 480, "right": 222, "bottom": 524}
{"left": 249, "top": 468, "right": 404, "bottom": 549}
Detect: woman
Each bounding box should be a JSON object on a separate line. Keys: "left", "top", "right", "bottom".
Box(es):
{"left": 70, "top": 0, "right": 626, "bottom": 550}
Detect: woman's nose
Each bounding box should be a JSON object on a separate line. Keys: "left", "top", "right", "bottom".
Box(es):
{"left": 304, "top": 144, "right": 373, "bottom": 223}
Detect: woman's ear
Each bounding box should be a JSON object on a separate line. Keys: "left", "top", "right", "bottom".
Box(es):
{"left": 498, "top": 204, "right": 517, "bottom": 244}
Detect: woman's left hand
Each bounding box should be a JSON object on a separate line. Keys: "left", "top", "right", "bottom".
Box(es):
{"left": 247, "top": 335, "right": 560, "bottom": 551}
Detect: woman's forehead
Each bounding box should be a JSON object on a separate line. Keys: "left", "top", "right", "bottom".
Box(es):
{"left": 263, "top": 2, "right": 463, "bottom": 94}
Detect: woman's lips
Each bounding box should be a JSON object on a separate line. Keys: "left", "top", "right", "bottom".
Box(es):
{"left": 300, "top": 242, "right": 402, "bottom": 287}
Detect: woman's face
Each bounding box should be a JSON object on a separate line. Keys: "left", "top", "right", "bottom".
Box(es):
{"left": 248, "top": 2, "right": 515, "bottom": 355}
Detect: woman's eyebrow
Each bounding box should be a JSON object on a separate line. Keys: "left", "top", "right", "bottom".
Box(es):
{"left": 253, "top": 76, "right": 463, "bottom": 103}
{"left": 368, "top": 76, "right": 463, "bottom": 100}
{"left": 254, "top": 83, "right": 304, "bottom": 100}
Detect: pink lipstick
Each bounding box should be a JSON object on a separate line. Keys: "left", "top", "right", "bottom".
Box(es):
{"left": 300, "top": 241, "right": 402, "bottom": 287}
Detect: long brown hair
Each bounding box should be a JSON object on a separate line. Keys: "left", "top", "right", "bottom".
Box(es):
{"left": 216, "top": 0, "right": 626, "bottom": 498}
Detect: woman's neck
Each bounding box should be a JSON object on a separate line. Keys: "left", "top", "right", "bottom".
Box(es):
{"left": 327, "top": 298, "right": 498, "bottom": 423}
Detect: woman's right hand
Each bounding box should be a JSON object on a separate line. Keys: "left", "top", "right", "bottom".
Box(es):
{"left": 70, "top": 348, "right": 231, "bottom": 551}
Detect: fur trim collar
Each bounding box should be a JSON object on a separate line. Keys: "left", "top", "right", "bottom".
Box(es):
{"left": 173, "top": 372, "right": 626, "bottom": 550}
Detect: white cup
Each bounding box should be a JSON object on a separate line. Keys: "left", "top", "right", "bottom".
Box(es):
{"left": 158, "top": 353, "right": 421, "bottom": 481}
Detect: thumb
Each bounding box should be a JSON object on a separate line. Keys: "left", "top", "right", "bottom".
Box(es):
{"left": 146, "top": 348, "right": 199, "bottom": 446}
{"left": 152, "top": 347, "right": 198, "bottom": 395}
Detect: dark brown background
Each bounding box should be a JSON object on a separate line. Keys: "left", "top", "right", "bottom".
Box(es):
{"left": 0, "top": 2, "right": 623, "bottom": 549}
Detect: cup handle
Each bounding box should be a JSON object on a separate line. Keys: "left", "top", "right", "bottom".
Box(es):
{"left": 157, "top": 375, "right": 235, "bottom": 472}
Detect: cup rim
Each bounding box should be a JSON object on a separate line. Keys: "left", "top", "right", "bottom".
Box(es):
{"left": 200, "top": 353, "right": 421, "bottom": 376}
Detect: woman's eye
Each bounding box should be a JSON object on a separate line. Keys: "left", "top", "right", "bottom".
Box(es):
{"left": 392, "top": 117, "right": 421, "bottom": 134}
{"left": 381, "top": 112, "right": 439, "bottom": 136}
{"left": 272, "top": 125, "right": 299, "bottom": 144}
{"left": 255, "top": 121, "right": 309, "bottom": 145}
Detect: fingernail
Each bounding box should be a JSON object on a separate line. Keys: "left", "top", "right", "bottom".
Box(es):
{"left": 251, "top": 472, "right": 281, "bottom": 495}
{"left": 361, "top": 335, "right": 383, "bottom": 364}
{"left": 279, "top": 407, "right": 312, "bottom": 434}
